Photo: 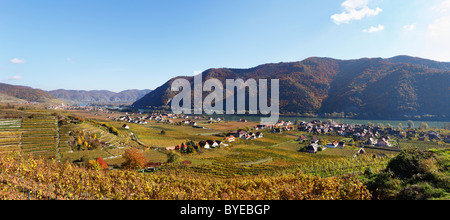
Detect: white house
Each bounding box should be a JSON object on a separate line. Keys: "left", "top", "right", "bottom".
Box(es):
{"left": 375, "top": 138, "right": 392, "bottom": 147}
{"left": 326, "top": 141, "right": 339, "bottom": 148}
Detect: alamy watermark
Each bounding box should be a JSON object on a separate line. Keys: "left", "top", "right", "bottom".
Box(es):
{"left": 171, "top": 72, "right": 279, "bottom": 125}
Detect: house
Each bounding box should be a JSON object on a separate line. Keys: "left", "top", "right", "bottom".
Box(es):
{"left": 427, "top": 131, "right": 441, "bottom": 141}
{"left": 297, "top": 135, "right": 307, "bottom": 142}
{"left": 272, "top": 128, "right": 282, "bottom": 134}
{"left": 366, "top": 137, "right": 376, "bottom": 146}
{"left": 238, "top": 130, "right": 248, "bottom": 138}
{"left": 255, "top": 132, "right": 263, "bottom": 138}
{"left": 358, "top": 148, "right": 366, "bottom": 154}
{"left": 255, "top": 125, "right": 269, "bottom": 130}
{"left": 310, "top": 136, "right": 319, "bottom": 144}
{"left": 282, "top": 126, "right": 294, "bottom": 131}
{"left": 165, "top": 146, "right": 176, "bottom": 151}
{"left": 226, "top": 135, "right": 236, "bottom": 142}
{"left": 228, "top": 130, "right": 248, "bottom": 138}
{"left": 375, "top": 138, "right": 392, "bottom": 147}
{"left": 326, "top": 141, "right": 339, "bottom": 148}
{"left": 189, "top": 121, "right": 198, "bottom": 126}
{"left": 305, "top": 144, "right": 320, "bottom": 154}
{"left": 198, "top": 141, "right": 210, "bottom": 149}
{"left": 242, "top": 133, "right": 254, "bottom": 140}
{"left": 206, "top": 140, "right": 219, "bottom": 148}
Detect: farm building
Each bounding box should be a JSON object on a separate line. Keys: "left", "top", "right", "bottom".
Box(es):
{"left": 305, "top": 143, "right": 321, "bottom": 153}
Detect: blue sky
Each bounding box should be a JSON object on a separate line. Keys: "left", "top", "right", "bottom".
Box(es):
{"left": 1, "top": 0, "right": 450, "bottom": 92}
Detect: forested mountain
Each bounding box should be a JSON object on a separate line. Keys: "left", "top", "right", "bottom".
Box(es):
{"left": 0, "top": 83, "right": 57, "bottom": 103}
{"left": 133, "top": 56, "right": 450, "bottom": 120}
{"left": 49, "top": 89, "right": 152, "bottom": 104}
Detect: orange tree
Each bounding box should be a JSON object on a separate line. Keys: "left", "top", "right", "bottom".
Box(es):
{"left": 121, "top": 148, "right": 149, "bottom": 170}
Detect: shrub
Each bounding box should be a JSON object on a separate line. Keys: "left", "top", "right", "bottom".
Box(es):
{"left": 386, "top": 147, "right": 435, "bottom": 179}
{"left": 166, "top": 151, "right": 182, "bottom": 164}
{"left": 366, "top": 148, "right": 450, "bottom": 200}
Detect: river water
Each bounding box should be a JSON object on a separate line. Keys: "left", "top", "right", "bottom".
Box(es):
{"left": 220, "top": 115, "right": 449, "bottom": 129}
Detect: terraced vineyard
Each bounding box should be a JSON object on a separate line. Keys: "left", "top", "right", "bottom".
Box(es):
{"left": 59, "top": 123, "right": 78, "bottom": 153}
{"left": 0, "top": 116, "right": 63, "bottom": 158}
{"left": 20, "top": 116, "right": 58, "bottom": 157}
{"left": 0, "top": 131, "right": 21, "bottom": 153}
{"left": 0, "top": 119, "right": 21, "bottom": 130}
{"left": 0, "top": 111, "right": 139, "bottom": 163}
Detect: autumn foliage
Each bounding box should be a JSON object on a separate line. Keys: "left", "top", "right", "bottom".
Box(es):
{"left": 121, "top": 148, "right": 149, "bottom": 169}
{"left": 0, "top": 151, "right": 372, "bottom": 200}
{"left": 96, "top": 157, "right": 108, "bottom": 170}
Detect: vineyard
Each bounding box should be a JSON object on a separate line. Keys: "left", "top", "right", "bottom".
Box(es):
{"left": 0, "top": 151, "right": 371, "bottom": 200}
{"left": 179, "top": 153, "right": 392, "bottom": 178}
{"left": 0, "top": 107, "right": 448, "bottom": 200}
{"left": 0, "top": 119, "right": 21, "bottom": 130}
{"left": 20, "top": 115, "right": 59, "bottom": 157}
{"left": 0, "top": 131, "right": 21, "bottom": 153}
{"left": 399, "top": 139, "right": 449, "bottom": 151}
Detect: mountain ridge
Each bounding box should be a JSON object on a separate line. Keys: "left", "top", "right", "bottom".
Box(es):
{"left": 0, "top": 83, "right": 151, "bottom": 105}
{"left": 49, "top": 89, "right": 152, "bottom": 104}
{"left": 132, "top": 55, "right": 450, "bottom": 120}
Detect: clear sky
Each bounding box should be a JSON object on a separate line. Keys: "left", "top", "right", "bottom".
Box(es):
{"left": 1, "top": 0, "right": 450, "bottom": 92}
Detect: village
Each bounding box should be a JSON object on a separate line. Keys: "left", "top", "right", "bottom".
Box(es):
{"left": 104, "top": 111, "right": 450, "bottom": 155}
{"left": 296, "top": 120, "right": 450, "bottom": 153}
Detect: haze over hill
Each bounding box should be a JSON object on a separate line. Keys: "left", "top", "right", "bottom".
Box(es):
{"left": 132, "top": 56, "right": 450, "bottom": 120}
{"left": 49, "top": 89, "right": 152, "bottom": 105}
{"left": 0, "top": 83, "right": 151, "bottom": 105}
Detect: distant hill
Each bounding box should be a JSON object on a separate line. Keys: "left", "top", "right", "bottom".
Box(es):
{"left": 0, "top": 92, "right": 27, "bottom": 104}
{"left": 0, "top": 83, "right": 58, "bottom": 103}
{"left": 133, "top": 56, "right": 450, "bottom": 120}
{"left": 49, "top": 89, "right": 152, "bottom": 105}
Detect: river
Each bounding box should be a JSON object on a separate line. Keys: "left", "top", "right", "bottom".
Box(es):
{"left": 220, "top": 115, "right": 449, "bottom": 129}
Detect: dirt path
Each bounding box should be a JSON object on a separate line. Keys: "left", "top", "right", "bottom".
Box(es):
{"left": 237, "top": 157, "right": 273, "bottom": 166}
